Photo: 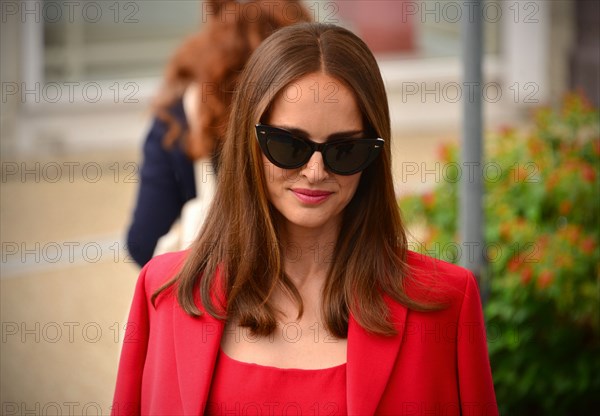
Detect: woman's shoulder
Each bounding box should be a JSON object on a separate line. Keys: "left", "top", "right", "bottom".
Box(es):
{"left": 405, "top": 250, "right": 478, "bottom": 302}
{"left": 139, "top": 250, "right": 189, "bottom": 295}
{"left": 137, "top": 250, "right": 225, "bottom": 314}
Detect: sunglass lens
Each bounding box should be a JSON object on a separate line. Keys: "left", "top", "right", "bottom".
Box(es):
{"left": 324, "top": 141, "right": 379, "bottom": 174}
{"left": 267, "top": 135, "right": 311, "bottom": 168}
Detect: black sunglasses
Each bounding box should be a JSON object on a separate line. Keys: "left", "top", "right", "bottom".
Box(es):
{"left": 255, "top": 124, "right": 384, "bottom": 175}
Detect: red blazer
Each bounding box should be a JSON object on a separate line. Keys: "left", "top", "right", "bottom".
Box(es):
{"left": 111, "top": 250, "right": 498, "bottom": 415}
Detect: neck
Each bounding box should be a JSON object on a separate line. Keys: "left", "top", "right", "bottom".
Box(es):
{"left": 279, "top": 219, "right": 340, "bottom": 290}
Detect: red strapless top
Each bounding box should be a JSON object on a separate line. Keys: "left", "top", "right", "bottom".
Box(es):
{"left": 205, "top": 348, "right": 347, "bottom": 415}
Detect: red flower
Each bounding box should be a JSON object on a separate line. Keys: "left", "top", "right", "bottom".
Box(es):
{"left": 422, "top": 192, "right": 435, "bottom": 209}
{"left": 581, "top": 237, "right": 596, "bottom": 255}
{"left": 559, "top": 200, "right": 572, "bottom": 215}
{"left": 537, "top": 235, "right": 550, "bottom": 249}
{"left": 514, "top": 165, "right": 531, "bottom": 183}
{"left": 508, "top": 256, "right": 521, "bottom": 272}
{"left": 527, "top": 138, "right": 544, "bottom": 155}
{"left": 500, "top": 223, "right": 512, "bottom": 241}
{"left": 437, "top": 143, "right": 451, "bottom": 163}
{"left": 581, "top": 164, "right": 596, "bottom": 183}
{"left": 546, "top": 173, "right": 559, "bottom": 191}
{"left": 537, "top": 270, "right": 554, "bottom": 289}
{"left": 520, "top": 267, "right": 533, "bottom": 285}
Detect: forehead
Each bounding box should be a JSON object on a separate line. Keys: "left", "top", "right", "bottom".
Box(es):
{"left": 265, "top": 72, "right": 363, "bottom": 138}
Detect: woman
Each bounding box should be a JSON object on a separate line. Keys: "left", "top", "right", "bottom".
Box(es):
{"left": 112, "top": 23, "right": 498, "bottom": 415}
{"left": 126, "top": 0, "right": 311, "bottom": 266}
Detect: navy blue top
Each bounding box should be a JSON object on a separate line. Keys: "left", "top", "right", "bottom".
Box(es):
{"left": 126, "top": 100, "right": 196, "bottom": 267}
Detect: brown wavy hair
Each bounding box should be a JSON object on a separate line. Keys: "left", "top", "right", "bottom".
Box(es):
{"left": 154, "top": 0, "right": 312, "bottom": 160}
{"left": 153, "top": 23, "right": 439, "bottom": 337}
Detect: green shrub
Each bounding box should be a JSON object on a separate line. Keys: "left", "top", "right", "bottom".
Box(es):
{"left": 399, "top": 94, "right": 600, "bottom": 414}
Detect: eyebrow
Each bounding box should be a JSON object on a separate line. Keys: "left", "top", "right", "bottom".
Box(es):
{"left": 274, "top": 125, "right": 365, "bottom": 141}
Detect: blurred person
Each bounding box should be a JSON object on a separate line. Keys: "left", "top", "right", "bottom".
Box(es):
{"left": 112, "top": 23, "right": 498, "bottom": 415}
{"left": 126, "top": 0, "right": 311, "bottom": 267}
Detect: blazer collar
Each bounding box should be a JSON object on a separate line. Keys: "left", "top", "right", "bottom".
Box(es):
{"left": 173, "top": 267, "right": 227, "bottom": 415}
{"left": 173, "top": 304, "right": 224, "bottom": 415}
{"left": 347, "top": 295, "right": 408, "bottom": 415}
{"left": 173, "top": 293, "right": 407, "bottom": 415}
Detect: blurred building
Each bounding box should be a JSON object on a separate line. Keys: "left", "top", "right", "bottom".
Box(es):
{"left": 1, "top": 0, "right": 598, "bottom": 157}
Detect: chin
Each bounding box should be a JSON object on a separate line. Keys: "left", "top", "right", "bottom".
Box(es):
{"left": 288, "top": 213, "right": 338, "bottom": 230}
{"left": 288, "top": 217, "right": 325, "bottom": 229}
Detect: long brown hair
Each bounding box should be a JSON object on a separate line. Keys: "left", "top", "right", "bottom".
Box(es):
{"left": 154, "top": 0, "right": 311, "bottom": 160}
{"left": 154, "top": 23, "right": 438, "bottom": 337}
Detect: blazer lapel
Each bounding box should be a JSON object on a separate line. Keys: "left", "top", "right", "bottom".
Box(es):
{"left": 347, "top": 296, "right": 407, "bottom": 415}
{"left": 172, "top": 300, "right": 224, "bottom": 415}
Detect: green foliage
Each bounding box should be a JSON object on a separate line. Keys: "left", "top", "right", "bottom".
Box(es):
{"left": 399, "top": 94, "right": 600, "bottom": 414}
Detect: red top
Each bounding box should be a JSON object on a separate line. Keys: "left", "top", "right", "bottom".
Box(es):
{"left": 205, "top": 348, "right": 347, "bottom": 415}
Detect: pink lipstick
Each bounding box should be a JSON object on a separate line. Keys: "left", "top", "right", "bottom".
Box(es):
{"left": 291, "top": 188, "right": 333, "bottom": 204}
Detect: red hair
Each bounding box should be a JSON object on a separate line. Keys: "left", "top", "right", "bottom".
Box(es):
{"left": 153, "top": 0, "right": 312, "bottom": 160}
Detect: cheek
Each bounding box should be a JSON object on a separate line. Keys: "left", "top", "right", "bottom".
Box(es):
{"left": 262, "top": 155, "right": 300, "bottom": 186}
{"left": 340, "top": 173, "right": 362, "bottom": 199}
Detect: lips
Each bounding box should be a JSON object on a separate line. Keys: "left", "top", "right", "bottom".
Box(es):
{"left": 291, "top": 188, "right": 333, "bottom": 204}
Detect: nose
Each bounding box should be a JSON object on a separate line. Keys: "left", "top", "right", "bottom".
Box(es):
{"left": 300, "top": 150, "right": 330, "bottom": 183}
